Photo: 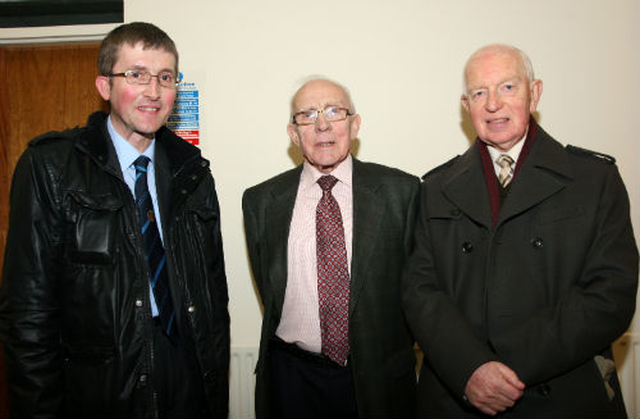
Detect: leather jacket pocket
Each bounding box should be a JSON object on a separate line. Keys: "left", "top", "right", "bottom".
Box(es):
{"left": 65, "top": 191, "right": 124, "bottom": 265}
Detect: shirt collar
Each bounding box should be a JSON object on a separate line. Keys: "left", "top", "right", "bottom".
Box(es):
{"left": 107, "top": 115, "right": 156, "bottom": 170}
{"left": 486, "top": 132, "right": 526, "bottom": 166}
{"left": 300, "top": 154, "right": 353, "bottom": 191}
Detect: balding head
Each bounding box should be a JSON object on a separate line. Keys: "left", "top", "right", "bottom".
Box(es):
{"left": 463, "top": 44, "right": 535, "bottom": 95}
{"left": 289, "top": 77, "right": 356, "bottom": 120}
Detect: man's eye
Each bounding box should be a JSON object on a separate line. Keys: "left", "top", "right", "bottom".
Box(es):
{"left": 324, "top": 107, "right": 339, "bottom": 116}
{"left": 501, "top": 83, "right": 516, "bottom": 94}
{"left": 304, "top": 110, "right": 317, "bottom": 118}
{"left": 159, "top": 73, "right": 174, "bottom": 82}
{"left": 130, "top": 71, "right": 143, "bottom": 79}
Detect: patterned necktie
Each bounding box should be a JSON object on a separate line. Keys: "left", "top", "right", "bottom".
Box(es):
{"left": 134, "top": 156, "right": 177, "bottom": 343}
{"left": 316, "top": 175, "right": 350, "bottom": 366}
{"left": 497, "top": 154, "right": 515, "bottom": 187}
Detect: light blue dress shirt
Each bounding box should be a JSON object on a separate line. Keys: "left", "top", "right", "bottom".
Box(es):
{"left": 107, "top": 116, "right": 162, "bottom": 317}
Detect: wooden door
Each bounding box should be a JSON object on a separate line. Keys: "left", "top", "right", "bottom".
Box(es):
{"left": 0, "top": 42, "right": 109, "bottom": 417}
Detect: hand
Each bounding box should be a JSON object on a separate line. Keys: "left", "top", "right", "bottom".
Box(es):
{"left": 464, "top": 361, "right": 525, "bottom": 416}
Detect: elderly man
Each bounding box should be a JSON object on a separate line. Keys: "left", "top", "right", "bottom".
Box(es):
{"left": 243, "top": 78, "right": 419, "bottom": 418}
{"left": 403, "top": 44, "right": 638, "bottom": 417}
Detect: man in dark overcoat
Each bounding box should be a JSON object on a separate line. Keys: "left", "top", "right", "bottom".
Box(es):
{"left": 403, "top": 44, "right": 638, "bottom": 417}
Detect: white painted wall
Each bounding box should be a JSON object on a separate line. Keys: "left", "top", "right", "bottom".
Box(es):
{"left": 2, "top": 0, "right": 639, "bottom": 414}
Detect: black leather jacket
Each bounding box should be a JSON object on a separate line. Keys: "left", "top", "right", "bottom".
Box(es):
{"left": 0, "top": 112, "right": 230, "bottom": 418}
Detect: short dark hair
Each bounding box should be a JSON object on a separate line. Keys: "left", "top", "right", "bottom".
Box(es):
{"left": 97, "top": 21, "right": 179, "bottom": 76}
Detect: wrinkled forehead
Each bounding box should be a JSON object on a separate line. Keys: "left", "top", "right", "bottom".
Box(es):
{"left": 465, "top": 49, "right": 527, "bottom": 89}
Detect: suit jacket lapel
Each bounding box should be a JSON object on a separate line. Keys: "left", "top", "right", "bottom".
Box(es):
{"left": 265, "top": 167, "right": 301, "bottom": 316}
{"left": 497, "top": 128, "right": 573, "bottom": 227}
{"left": 350, "top": 159, "right": 385, "bottom": 315}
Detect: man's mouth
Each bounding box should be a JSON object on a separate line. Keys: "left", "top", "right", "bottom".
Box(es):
{"left": 138, "top": 106, "right": 160, "bottom": 113}
{"left": 487, "top": 117, "right": 509, "bottom": 124}
{"left": 317, "top": 141, "right": 335, "bottom": 147}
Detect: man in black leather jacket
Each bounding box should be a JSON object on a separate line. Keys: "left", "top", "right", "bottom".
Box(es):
{"left": 0, "top": 22, "right": 229, "bottom": 418}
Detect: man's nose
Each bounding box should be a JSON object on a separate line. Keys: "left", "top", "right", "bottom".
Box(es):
{"left": 485, "top": 90, "right": 502, "bottom": 112}
{"left": 314, "top": 111, "right": 331, "bottom": 131}
{"left": 144, "top": 77, "right": 162, "bottom": 98}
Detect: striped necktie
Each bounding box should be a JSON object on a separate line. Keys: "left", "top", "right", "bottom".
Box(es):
{"left": 497, "top": 154, "right": 515, "bottom": 187}
{"left": 134, "top": 156, "right": 177, "bottom": 343}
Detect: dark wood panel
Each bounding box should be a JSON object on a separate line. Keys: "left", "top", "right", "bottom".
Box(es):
{"left": 0, "top": 42, "right": 108, "bottom": 418}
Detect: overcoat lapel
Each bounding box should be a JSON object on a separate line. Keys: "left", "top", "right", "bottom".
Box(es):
{"left": 265, "top": 168, "right": 301, "bottom": 317}
{"left": 441, "top": 147, "right": 493, "bottom": 229}
{"left": 497, "top": 129, "right": 573, "bottom": 227}
{"left": 350, "top": 160, "right": 385, "bottom": 315}
{"left": 442, "top": 128, "right": 573, "bottom": 231}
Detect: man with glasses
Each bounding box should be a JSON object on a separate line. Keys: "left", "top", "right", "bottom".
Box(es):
{"left": 0, "top": 22, "right": 229, "bottom": 418}
{"left": 243, "top": 77, "right": 420, "bottom": 418}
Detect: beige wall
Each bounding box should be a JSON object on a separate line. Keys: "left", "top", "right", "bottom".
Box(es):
{"left": 2, "top": 0, "right": 639, "bottom": 405}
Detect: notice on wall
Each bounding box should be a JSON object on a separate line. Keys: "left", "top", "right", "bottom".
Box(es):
{"left": 166, "top": 75, "right": 200, "bottom": 146}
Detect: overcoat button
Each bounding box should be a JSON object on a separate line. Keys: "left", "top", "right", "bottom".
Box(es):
{"left": 135, "top": 299, "right": 143, "bottom": 308}
{"left": 531, "top": 237, "right": 544, "bottom": 248}
{"left": 451, "top": 209, "right": 461, "bottom": 216}
{"left": 188, "top": 305, "right": 196, "bottom": 313}
{"left": 538, "top": 383, "right": 551, "bottom": 397}
{"left": 462, "top": 242, "right": 473, "bottom": 253}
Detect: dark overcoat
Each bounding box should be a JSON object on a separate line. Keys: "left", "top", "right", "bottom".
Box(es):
{"left": 403, "top": 123, "right": 638, "bottom": 417}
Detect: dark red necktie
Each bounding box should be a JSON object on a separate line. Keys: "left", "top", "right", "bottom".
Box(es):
{"left": 316, "top": 175, "right": 350, "bottom": 365}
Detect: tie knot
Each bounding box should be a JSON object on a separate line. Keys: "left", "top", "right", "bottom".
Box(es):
{"left": 134, "top": 156, "right": 151, "bottom": 173}
{"left": 496, "top": 154, "right": 514, "bottom": 169}
{"left": 318, "top": 175, "right": 339, "bottom": 192}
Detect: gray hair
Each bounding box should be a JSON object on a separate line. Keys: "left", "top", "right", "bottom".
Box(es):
{"left": 463, "top": 44, "right": 535, "bottom": 94}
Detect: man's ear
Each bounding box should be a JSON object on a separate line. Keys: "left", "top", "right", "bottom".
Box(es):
{"left": 529, "top": 79, "right": 543, "bottom": 113}
{"left": 287, "top": 123, "right": 301, "bottom": 146}
{"left": 95, "top": 75, "right": 111, "bottom": 101}
{"left": 461, "top": 94, "right": 470, "bottom": 113}
{"left": 349, "top": 114, "right": 361, "bottom": 140}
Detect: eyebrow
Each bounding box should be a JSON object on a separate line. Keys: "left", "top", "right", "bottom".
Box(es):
{"left": 296, "top": 103, "right": 345, "bottom": 111}
{"left": 127, "top": 64, "right": 176, "bottom": 74}
{"left": 468, "top": 76, "right": 522, "bottom": 90}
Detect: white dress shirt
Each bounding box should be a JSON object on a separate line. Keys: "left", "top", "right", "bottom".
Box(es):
{"left": 276, "top": 155, "right": 354, "bottom": 353}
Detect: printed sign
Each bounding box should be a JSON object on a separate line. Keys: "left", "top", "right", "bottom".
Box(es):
{"left": 167, "top": 76, "right": 200, "bottom": 146}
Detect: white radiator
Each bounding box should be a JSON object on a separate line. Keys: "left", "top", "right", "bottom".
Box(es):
{"left": 229, "top": 332, "right": 640, "bottom": 419}
{"left": 229, "top": 346, "right": 258, "bottom": 419}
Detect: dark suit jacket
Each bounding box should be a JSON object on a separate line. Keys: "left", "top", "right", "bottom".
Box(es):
{"left": 402, "top": 123, "right": 639, "bottom": 417}
{"left": 243, "top": 158, "right": 420, "bottom": 418}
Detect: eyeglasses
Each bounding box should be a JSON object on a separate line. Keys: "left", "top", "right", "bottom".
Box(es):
{"left": 292, "top": 106, "right": 353, "bottom": 126}
{"left": 109, "top": 69, "right": 182, "bottom": 88}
